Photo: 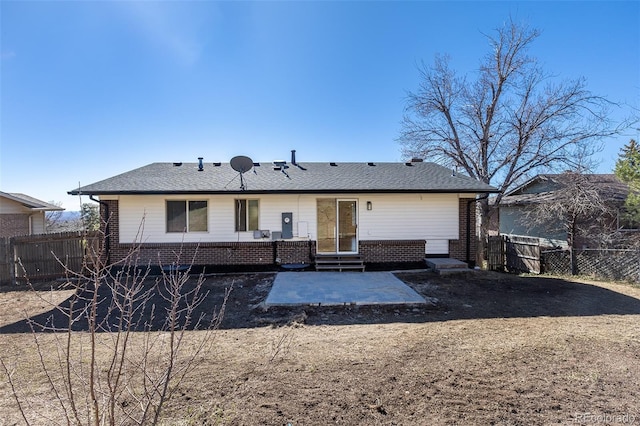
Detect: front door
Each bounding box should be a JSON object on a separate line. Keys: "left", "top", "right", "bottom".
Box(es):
{"left": 317, "top": 199, "right": 358, "bottom": 253}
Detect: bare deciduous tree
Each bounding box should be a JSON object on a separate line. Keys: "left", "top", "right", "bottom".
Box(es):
{"left": 45, "top": 201, "right": 71, "bottom": 233}
{"left": 518, "top": 173, "right": 621, "bottom": 273}
{"left": 399, "top": 18, "right": 631, "bottom": 260}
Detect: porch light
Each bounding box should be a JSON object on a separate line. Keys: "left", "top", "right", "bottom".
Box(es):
{"left": 367, "top": 201, "right": 372, "bottom": 211}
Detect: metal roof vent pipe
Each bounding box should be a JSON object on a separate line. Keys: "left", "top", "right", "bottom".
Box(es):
{"left": 198, "top": 157, "right": 204, "bottom": 171}
{"left": 291, "top": 149, "right": 297, "bottom": 165}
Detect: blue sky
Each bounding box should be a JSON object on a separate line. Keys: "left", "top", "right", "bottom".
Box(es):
{"left": 1, "top": 1, "right": 638, "bottom": 210}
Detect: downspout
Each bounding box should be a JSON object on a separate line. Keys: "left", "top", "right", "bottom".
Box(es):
{"left": 466, "top": 193, "right": 490, "bottom": 268}
{"left": 90, "top": 195, "right": 110, "bottom": 264}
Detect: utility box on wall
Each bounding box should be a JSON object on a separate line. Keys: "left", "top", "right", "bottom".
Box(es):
{"left": 281, "top": 212, "right": 293, "bottom": 239}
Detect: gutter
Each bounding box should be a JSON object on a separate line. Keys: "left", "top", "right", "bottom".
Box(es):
{"left": 90, "top": 195, "right": 110, "bottom": 264}
{"left": 69, "top": 188, "right": 499, "bottom": 196}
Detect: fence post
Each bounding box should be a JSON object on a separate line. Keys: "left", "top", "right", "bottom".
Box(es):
{"left": 0, "top": 237, "right": 17, "bottom": 286}
{"left": 9, "top": 237, "right": 16, "bottom": 285}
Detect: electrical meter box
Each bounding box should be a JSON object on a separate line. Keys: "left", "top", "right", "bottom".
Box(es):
{"left": 281, "top": 212, "right": 293, "bottom": 239}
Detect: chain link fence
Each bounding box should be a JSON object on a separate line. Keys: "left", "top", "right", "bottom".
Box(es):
{"left": 542, "top": 248, "right": 640, "bottom": 282}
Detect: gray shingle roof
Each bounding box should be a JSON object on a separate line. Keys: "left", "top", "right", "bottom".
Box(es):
{"left": 69, "top": 161, "right": 498, "bottom": 195}
{"left": 0, "top": 191, "right": 64, "bottom": 210}
{"left": 501, "top": 174, "right": 630, "bottom": 206}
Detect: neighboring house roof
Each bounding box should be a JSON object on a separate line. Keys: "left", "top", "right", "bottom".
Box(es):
{"left": 500, "top": 174, "right": 629, "bottom": 206}
{"left": 69, "top": 161, "right": 499, "bottom": 195}
{"left": 0, "top": 191, "right": 64, "bottom": 211}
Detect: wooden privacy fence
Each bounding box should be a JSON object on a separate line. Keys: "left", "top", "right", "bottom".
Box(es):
{"left": 0, "top": 231, "right": 100, "bottom": 285}
{"left": 487, "top": 235, "right": 542, "bottom": 274}
{"left": 489, "top": 235, "right": 640, "bottom": 282}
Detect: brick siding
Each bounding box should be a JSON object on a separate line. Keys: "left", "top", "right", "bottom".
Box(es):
{"left": 359, "top": 240, "right": 425, "bottom": 263}
{"left": 113, "top": 241, "right": 275, "bottom": 266}
{"left": 449, "top": 198, "right": 477, "bottom": 263}
{"left": 275, "top": 240, "right": 316, "bottom": 264}
{"left": 0, "top": 214, "right": 30, "bottom": 238}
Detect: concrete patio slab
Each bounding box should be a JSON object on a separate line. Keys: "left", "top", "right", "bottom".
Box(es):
{"left": 265, "top": 271, "right": 427, "bottom": 306}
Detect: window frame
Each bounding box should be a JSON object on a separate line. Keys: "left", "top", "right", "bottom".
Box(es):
{"left": 235, "top": 199, "right": 259, "bottom": 232}
{"left": 166, "top": 200, "right": 208, "bottom": 233}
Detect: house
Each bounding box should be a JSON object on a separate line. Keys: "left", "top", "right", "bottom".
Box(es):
{"left": 69, "top": 154, "right": 498, "bottom": 270}
{"left": 497, "top": 174, "right": 638, "bottom": 249}
{"left": 0, "top": 192, "right": 64, "bottom": 237}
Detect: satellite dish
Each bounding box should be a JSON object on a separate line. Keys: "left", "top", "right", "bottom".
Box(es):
{"left": 230, "top": 155, "right": 254, "bottom": 174}
{"left": 230, "top": 155, "right": 254, "bottom": 190}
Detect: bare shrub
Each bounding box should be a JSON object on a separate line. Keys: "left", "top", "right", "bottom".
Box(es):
{"left": 1, "top": 222, "right": 230, "bottom": 425}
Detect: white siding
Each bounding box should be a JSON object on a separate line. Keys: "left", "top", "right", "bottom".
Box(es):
{"left": 0, "top": 197, "right": 30, "bottom": 214}
{"left": 357, "top": 193, "right": 457, "bottom": 239}
{"left": 356, "top": 193, "right": 459, "bottom": 254}
{"left": 115, "top": 193, "right": 462, "bottom": 254}
{"left": 117, "top": 194, "right": 316, "bottom": 243}
{"left": 31, "top": 212, "right": 45, "bottom": 234}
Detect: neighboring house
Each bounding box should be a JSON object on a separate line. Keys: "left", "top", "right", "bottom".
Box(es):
{"left": 69, "top": 155, "right": 498, "bottom": 269}
{"left": 497, "top": 174, "right": 638, "bottom": 249}
{"left": 0, "top": 192, "right": 64, "bottom": 237}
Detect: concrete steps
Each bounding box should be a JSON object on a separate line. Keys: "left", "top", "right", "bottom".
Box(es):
{"left": 425, "top": 258, "right": 470, "bottom": 275}
{"left": 315, "top": 254, "right": 365, "bottom": 272}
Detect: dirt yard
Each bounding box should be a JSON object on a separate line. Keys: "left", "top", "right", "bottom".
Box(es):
{"left": 1, "top": 270, "right": 639, "bottom": 425}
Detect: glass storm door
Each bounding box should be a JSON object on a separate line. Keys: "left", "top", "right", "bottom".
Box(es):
{"left": 316, "top": 199, "right": 358, "bottom": 253}
{"left": 337, "top": 200, "right": 357, "bottom": 253}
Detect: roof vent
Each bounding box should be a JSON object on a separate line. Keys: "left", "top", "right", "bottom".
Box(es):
{"left": 291, "top": 149, "right": 297, "bottom": 165}
{"left": 405, "top": 162, "right": 413, "bottom": 166}
{"left": 411, "top": 158, "right": 423, "bottom": 163}
{"left": 198, "top": 157, "right": 204, "bottom": 171}
{"left": 213, "top": 162, "right": 221, "bottom": 167}
{"left": 173, "top": 162, "right": 182, "bottom": 167}
{"left": 367, "top": 162, "right": 376, "bottom": 166}
{"left": 330, "top": 162, "right": 337, "bottom": 167}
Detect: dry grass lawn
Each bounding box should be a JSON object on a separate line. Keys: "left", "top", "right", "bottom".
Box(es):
{"left": 0, "top": 271, "right": 639, "bottom": 425}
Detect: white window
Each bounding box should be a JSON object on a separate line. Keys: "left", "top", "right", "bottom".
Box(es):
{"left": 166, "top": 200, "right": 208, "bottom": 233}
{"left": 235, "top": 199, "right": 259, "bottom": 231}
